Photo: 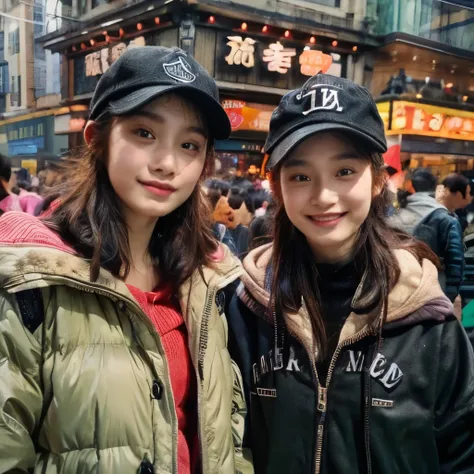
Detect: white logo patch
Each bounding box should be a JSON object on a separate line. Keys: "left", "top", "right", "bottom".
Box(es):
{"left": 346, "top": 350, "right": 404, "bottom": 390}
{"left": 297, "top": 84, "right": 343, "bottom": 116}
{"left": 163, "top": 57, "right": 196, "bottom": 83}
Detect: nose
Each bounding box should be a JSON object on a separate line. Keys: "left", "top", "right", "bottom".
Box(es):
{"left": 310, "top": 182, "right": 338, "bottom": 208}
{"left": 150, "top": 147, "right": 177, "bottom": 177}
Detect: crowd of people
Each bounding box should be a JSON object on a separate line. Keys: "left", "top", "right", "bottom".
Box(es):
{"left": 0, "top": 45, "right": 473, "bottom": 474}
{"left": 389, "top": 169, "right": 474, "bottom": 332}
{"left": 0, "top": 155, "right": 62, "bottom": 218}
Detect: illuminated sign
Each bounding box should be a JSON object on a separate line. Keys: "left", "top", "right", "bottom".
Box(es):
{"left": 378, "top": 100, "right": 474, "bottom": 141}
{"left": 222, "top": 100, "right": 274, "bottom": 132}
{"left": 225, "top": 36, "right": 256, "bottom": 68}
{"left": 299, "top": 50, "right": 333, "bottom": 76}
{"left": 69, "top": 118, "right": 86, "bottom": 132}
{"left": 263, "top": 42, "right": 296, "bottom": 74}
{"left": 85, "top": 36, "right": 145, "bottom": 77}
{"left": 224, "top": 36, "right": 337, "bottom": 76}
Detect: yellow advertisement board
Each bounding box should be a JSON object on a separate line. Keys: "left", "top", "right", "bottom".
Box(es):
{"left": 377, "top": 101, "right": 474, "bottom": 141}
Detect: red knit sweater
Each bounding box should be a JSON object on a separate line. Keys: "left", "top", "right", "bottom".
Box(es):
{"left": 127, "top": 283, "right": 198, "bottom": 474}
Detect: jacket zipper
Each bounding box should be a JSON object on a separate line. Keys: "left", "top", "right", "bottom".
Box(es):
{"left": 194, "top": 285, "right": 217, "bottom": 474}
{"left": 193, "top": 266, "right": 244, "bottom": 474}
{"left": 292, "top": 300, "right": 377, "bottom": 474}
{"left": 313, "top": 327, "right": 373, "bottom": 474}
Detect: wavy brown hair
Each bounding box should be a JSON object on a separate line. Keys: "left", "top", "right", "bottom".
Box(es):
{"left": 44, "top": 113, "right": 217, "bottom": 293}
{"left": 270, "top": 134, "right": 439, "bottom": 358}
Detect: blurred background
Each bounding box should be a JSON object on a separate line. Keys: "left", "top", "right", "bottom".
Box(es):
{"left": 0, "top": 0, "right": 473, "bottom": 184}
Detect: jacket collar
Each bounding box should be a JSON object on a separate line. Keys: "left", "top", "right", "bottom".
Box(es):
{"left": 0, "top": 212, "right": 243, "bottom": 312}
{"left": 240, "top": 244, "right": 453, "bottom": 353}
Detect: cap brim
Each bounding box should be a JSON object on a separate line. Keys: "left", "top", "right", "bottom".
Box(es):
{"left": 105, "top": 84, "right": 231, "bottom": 140}
{"left": 266, "top": 123, "right": 387, "bottom": 170}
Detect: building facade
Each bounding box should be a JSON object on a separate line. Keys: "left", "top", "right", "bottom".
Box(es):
{"left": 367, "top": 0, "right": 474, "bottom": 180}
{"left": 0, "top": 0, "right": 74, "bottom": 170}
{"left": 32, "top": 0, "right": 377, "bottom": 175}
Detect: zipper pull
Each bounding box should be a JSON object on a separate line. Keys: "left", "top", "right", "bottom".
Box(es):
{"left": 317, "top": 387, "right": 327, "bottom": 412}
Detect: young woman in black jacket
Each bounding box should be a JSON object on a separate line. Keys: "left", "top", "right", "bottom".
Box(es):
{"left": 227, "top": 74, "right": 474, "bottom": 474}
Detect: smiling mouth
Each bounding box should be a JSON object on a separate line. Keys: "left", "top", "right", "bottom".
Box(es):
{"left": 307, "top": 212, "right": 347, "bottom": 225}
{"left": 310, "top": 212, "right": 346, "bottom": 221}
{"left": 139, "top": 180, "right": 177, "bottom": 197}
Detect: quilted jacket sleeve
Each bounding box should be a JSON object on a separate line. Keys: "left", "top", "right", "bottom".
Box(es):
{"left": 435, "top": 318, "right": 474, "bottom": 473}
{"left": 442, "top": 216, "right": 464, "bottom": 302}
{"left": 222, "top": 282, "right": 254, "bottom": 474}
{"left": 0, "top": 290, "right": 43, "bottom": 473}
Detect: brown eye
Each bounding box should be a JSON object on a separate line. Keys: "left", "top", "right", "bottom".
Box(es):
{"left": 134, "top": 129, "right": 154, "bottom": 139}
{"left": 291, "top": 174, "right": 310, "bottom": 182}
{"left": 336, "top": 168, "right": 355, "bottom": 177}
{"left": 182, "top": 142, "right": 200, "bottom": 152}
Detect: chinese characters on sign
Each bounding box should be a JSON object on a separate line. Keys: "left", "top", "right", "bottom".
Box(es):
{"left": 225, "top": 36, "right": 256, "bottom": 68}
{"left": 85, "top": 36, "right": 145, "bottom": 77}
{"left": 299, "top": 50, "right": 333, "bottom": 76}
{"left": 224, "top": 36, "right": 336, "bottom": 76}
{"left": 262, "top": 42, "right": 296, "bottom": 74}
{"left": 379, "top": 100, "right": 474, "bottom": 141}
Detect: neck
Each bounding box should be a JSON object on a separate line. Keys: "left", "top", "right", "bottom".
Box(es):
{"left": 438, "top": 195, "right": 454, "bottom": 213}
{"left": 125, "top": 210, "right": 159, "bottom": 290}
{"left": 309, "top": 238, "right": 356, "bottom": 265}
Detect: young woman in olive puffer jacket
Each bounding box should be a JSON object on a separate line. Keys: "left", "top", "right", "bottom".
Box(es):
{"left": 0, "top": 46, "right": 252, "bottom": 474}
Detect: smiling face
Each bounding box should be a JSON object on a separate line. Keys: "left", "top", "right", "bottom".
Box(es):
{"left": 98, "top": 93, "right": 208, "bottom": 226}
{"left": 278, "top": 132, "right": 375, "bottom": 263}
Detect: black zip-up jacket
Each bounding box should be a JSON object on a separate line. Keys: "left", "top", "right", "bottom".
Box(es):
{"left": 227, "top": 244, "right": 474, "bottom": 474}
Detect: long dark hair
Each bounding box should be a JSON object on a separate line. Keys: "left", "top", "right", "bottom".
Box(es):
{"left": 44, "top": 114, "right": 217, "bottom": 293}
{"left": 270, "top": 137, "right": 438, "bottom": 357}
{"left": 0, "top": 153, "right": 12, "bottom": 203}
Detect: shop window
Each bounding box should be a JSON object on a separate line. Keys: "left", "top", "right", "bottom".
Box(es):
{"left": 0, "top": 62, "right": 8, "bottom": 94}
{"left": 61, "top": 0, "right": 73, "bottom": 19}
{"left": 10, "top": 75, "right": 20, "bottom": 107}
{"left": 8, "top": 28, "right": 19, "bottom": 56}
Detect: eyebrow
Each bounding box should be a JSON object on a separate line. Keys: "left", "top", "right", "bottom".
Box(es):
{"left": 130, "top": 110, "right": 208, "bottom": 139}
{"left": 283, "top": 151, "right": 360, "bottom": 168}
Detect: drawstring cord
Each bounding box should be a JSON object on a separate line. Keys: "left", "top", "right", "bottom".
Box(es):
{"left": 363, "top": 294, "right": 388, "bottom": 474}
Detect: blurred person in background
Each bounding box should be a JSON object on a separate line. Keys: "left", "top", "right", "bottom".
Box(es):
{"left": 205, "top": 179, "right": 238, "bottom": 255}
{"left": 0, "top": 46, "right": 252, "bottom": 474}
{"left": 438, "top": 173, "right": 472, "bottom": 216}
{"left": 16, "top": 179, "right": 44, "bottom": 215}
{"left": 248, "top": 200, "right": 274, "bottom": 251}
{"left": 460, "top": 220, "right": 474, "bottom": 348}
{"left": 389, "top": 168, "right": 463, "bottom": 302}
{"left": 228, "top": 189, "right": 251, "bottom": 256}
{"left": 0, "top": 154, "right": 23, "bottom": 215}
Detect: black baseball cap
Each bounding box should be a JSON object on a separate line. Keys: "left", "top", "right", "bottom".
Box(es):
{"left": 264, "top": 74, "right": 387, "bottom": 169}
{"left": 89, "top": 46, "right": 231, "bottom": 140}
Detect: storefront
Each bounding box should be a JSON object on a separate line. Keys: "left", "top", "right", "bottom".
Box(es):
{"left": 190, "top": 27, "right": 348, "bottom": 175}
{"left": 377, "top": 98, "right": 474, "bottom": 179}
{"left": 0, "top": 105, "right": 88, "bottom": 171}
{"left": 42, "top": 5, "right": 357, "bottom": 177}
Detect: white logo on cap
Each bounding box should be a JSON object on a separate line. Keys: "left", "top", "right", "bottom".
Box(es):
{"left": 163, "top": 57, "right": 196, "bottom": 83}
{"left": 297, "top": 84, "right": 343, "bottom": 116}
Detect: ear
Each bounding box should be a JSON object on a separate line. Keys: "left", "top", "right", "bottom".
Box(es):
{"left": 83, "top": 120, "right": 97, "bottom": 146}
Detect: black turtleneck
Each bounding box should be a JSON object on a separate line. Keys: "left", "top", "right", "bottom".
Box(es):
{"left": 315, "top": 259, "right": 361, "bottom": 385}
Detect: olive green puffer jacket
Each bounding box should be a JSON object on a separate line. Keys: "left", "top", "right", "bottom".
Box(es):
{"left": 0, "top": 213, "right": 253, "bottom": 474}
